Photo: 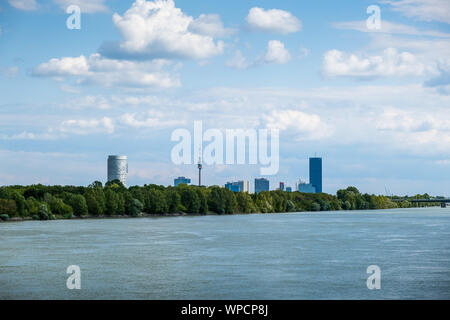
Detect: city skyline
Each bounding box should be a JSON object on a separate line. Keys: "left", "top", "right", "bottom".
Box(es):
{"left": 0, "top": 0, "right": 449, "bottom": 196}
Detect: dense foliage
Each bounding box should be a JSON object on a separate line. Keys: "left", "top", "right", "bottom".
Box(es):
{"left": 0, "top": 181, "right": 439, "bottom": 220}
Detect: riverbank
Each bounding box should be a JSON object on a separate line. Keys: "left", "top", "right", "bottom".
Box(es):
{"left": 2, "top": 206, "right": 446, "bottom": 223}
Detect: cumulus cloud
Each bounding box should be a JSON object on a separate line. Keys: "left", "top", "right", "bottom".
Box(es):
{"left": 53, "top": 0, "right": 108, "bottom": 13}
{"left": 57, "top": 117, "right": 115, "bottom": 135}
{"left": 32, "top": 53, "right": 180, "bottom": 89}
{"left": 262, "top": 109, "right": 330, "bottom": 140}
{"left": 375, "top": 108, "right": 450, "bottom": 150}
{"left": 376, "top": 109, "right": 438, "bottom": 132}
{"left": 120, "top": 111, "right": 185, "bottom": 128}
{"left": 381, "top": 0, "right": 450, "bottom": 24}
{"left": 226, "top": 50, "right": 250, "bottom": 70}
{"left": 246, "top": 7, "right": 301, "bottom": 34}
{"left": 60, "top": 95, "right": 112, "bottom": 110}
{"left": 264, "top": 40, "right": 291, "bottom": 64}
{"left": 227, "top": 41, "right": 291, "bottom": 69}
{"left": 8, "top": 0, "right": 37, "bottom": 11}
{"left": 100, "top": 0, "right": 224, "bottom": 60}
{"left": 322, "top": 48, "right": 429, "bottom": 79}
{"left": 188, "top": 14, "right": 235, "bottom": 37}
{"left": 333, "top": 20, "right": 450, "bottom": 38}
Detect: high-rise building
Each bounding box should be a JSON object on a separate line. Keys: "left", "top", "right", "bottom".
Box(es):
{"left": 286, "top": 187, "right": 292, "bottom": 193}
{"left": 107, "top": 155, "right": 128, "bottom": 186}
{"left": 225, "top": 181, "right": 249, "bottom": 193}
{"left": 309, "top": 157, "right": 322, "bottom": 193}
{"left": 279, "top": 182, "right": 285, "bottom": 191}
{"left": 255, "top": 178, "right": 269, "bottom": 194}
{"left": 174, "top": 177, "right": 191, "bottom": 187}
{"left": 298, "top": 182, "right": 316, "bottom": 193}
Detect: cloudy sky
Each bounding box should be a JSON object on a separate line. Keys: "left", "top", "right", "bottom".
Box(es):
{"left": 0, "top": 0, "right": 449, "bottom": 195}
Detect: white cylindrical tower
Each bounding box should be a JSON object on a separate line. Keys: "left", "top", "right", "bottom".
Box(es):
{"left": 107, "top": 155, "right": 128, "bottom": 186}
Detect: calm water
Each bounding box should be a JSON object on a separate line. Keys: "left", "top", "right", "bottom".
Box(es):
{"left": 1, "top": 207, "right": 449, "bottom": 300}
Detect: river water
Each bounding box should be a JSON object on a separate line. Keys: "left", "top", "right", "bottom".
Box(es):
{"left": 1, "top": 207, "right": 449, "bottom": 299}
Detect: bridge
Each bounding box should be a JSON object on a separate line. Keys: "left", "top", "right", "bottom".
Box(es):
{"left": 393, "top": 198, "right": 450, "bottom": 208}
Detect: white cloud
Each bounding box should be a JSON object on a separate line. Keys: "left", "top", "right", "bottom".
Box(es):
{"left": 226, "top": 41, "right": 291, "bottom": 69}
{"left": 120, "top": 111, "right": 185, "bottom": 128}
{"left": 322, "top": 48, "right": 429, "bottom": 78}
{"left": 188, "top": 14, "right": 235, "bottom": 37}
{"left": 376, "top": 109, "right": 440, "bottom": 132}
{"left": 0, "top": 66, "right": 19, "bottom": 78}
{"left": 381, "top": 0, "right": 450, "bottom": 24}
{"left": 262, "top": 109, "right": 330, "bottom": 140}
{"left": 60, "top": 95, "right": 112, "bottom": 110}
{"left": 33, "top": 55, "right": 89, "bottom": 76}
{"left": 246, "top": 7, "right": 301, "bottom": 34}
{"left": 264, "top": 40, "right": 291, "bottom": 64}
{"left": 333, "top": 20, "right": 450, "bottom": 38}
{"left": 8, "top": 0, "right": 37, "bottom": 11}
{"left": 57, "top": 117, "right": 115, "bottom": 135}
{"left": 375, "top": 108, "right": 450, "bottom": 150}
{"left": 53, "top": 0, "right": 108, "bottom": 13}
{"left": 226, "top": 50, "right": 250, "bottom": 70}
{"left": 33, "top": 54, "right": 180, "bottom": 89}
{"left": 101, "top": 0, "right": 224, "bottom": 60}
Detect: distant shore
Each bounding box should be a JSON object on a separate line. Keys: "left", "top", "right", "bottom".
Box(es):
{"left": 2, "top": 207, "right": 443, "bottom": 224}
{"left": 0, "top": 183, "right": 442, "bottom": 223}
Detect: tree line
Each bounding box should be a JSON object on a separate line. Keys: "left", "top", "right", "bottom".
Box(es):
{"left": 0, "top": 181, "right": 438, "bottom": 221}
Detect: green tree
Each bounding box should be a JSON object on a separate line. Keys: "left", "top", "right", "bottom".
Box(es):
{"left": 12, "top": 192, "right": 27, "bottom": 217}
{"left": 179, "top": 186, "right": 200, "bottom": 214}
{"left": 66, "top": 194, "right": 88, "bottom": 217}
{"left": 236, "top": 192, "right": 257, "bottom": 213}
{"left": 105, "top": 189, "right": 119, "bottom": 216}
{"left": 166, "top": 188, "right": 181, "bottom": 214}
{"left": 144, "top": 189, "right": 168, "bottom": 214}
{"left": 85, "top": 188, "right": 101, "bottom": 216}
{"left": 0, "top": 199, "right": 17, "bottom": 217}
{"left": 208, "top": 187, "right": 226, "bottom": 214}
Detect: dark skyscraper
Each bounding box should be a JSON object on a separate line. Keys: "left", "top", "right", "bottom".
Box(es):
{"left": 255, "top": 178, "right": 269, "bottom": 194}
{"left": 309, "top": 157, "right": 322, "bottom": 193}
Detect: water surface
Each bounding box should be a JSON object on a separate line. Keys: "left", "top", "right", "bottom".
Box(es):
{"left": 1, "top": 207, "right": 449, "bottom": 299}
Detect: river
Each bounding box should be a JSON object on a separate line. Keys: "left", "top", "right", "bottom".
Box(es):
{"left": 1, "top": 207, "right": 449, "bottom": 299}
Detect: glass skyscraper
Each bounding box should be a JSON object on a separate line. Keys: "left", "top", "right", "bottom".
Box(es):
{"left": 255, "top": 178, "right": 269, "bottom": 194}
{"left": 309, "top": 157, "right": 322, "bottom": 193}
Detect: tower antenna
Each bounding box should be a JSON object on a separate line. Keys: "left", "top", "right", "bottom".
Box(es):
{"left": 197, "top": 145, "right": 202, "bottom": 187}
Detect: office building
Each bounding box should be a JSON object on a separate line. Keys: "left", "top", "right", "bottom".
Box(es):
{"left": 255, "top": 178, "right": 269, "bottom": 194}
{"left": 107, "top": 155, "right": 128, "bottom": 186}
{"left": 286, "top": 187, "right": 292, "bottom": 193}
{"left": 225, "top": 181, "right": 249, "bottom": 193}
{"left": 298, "top": 182, "right": 316, "bottom": 193}
{"left": 174, "top": 177, "right": 191, "bottom": 187}
{"left": 279, "top": 182, "right": 285, "bottom": 191}
{"left": 309, "top": 157, "right": 322, "bottom": 193}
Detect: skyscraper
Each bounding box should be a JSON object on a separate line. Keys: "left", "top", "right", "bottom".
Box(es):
{"left": 225, "top": 181, "right": 249, "bottom": 193}
{"left": 255, "top": 178, "right": 269, "bottom": 194}
{"left": 309, "top": 157, "right": 322, "bottom": 193}
{"left": 279, "top": 182, "right": 285, "bottom": 191}
{"left": 107, "top": 155, "right": 128, "bottom": 186}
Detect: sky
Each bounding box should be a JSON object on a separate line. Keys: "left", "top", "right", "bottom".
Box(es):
{"left": 0, "top": 0, "right": 449, "bottom": 195}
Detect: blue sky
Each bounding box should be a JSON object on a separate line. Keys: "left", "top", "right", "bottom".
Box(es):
{"left": 0, "top": 0, "right": 449, "bottom": 195}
